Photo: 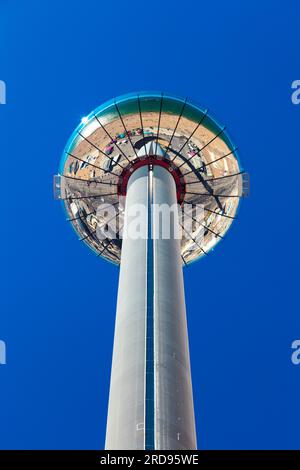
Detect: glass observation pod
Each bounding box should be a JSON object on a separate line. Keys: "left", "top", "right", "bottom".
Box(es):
{"left": 55, "top": 92, "right": 248, "bottom": 265}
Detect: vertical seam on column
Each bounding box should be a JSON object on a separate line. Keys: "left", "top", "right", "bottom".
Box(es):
{"left": 145, "top": 166, "right": 155, "bottom": 450}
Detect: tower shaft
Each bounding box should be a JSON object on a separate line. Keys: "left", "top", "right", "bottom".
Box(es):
{"left": 105, "top": 165, "right": 196, "bottom": 450}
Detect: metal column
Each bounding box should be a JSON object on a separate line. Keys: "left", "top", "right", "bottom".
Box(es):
{"left": 105, "top": 164, "right": 196, "bottom": 450}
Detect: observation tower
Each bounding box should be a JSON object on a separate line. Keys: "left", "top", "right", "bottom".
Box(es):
{"left": 54, "top": 92, "right": 248, "bottom": 450}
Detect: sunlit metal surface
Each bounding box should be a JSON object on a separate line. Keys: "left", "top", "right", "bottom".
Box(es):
{"left": 56, "top": 92, "right": 246, "bottom": 265}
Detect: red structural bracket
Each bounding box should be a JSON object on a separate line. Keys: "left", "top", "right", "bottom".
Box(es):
{"left": 117, "top": 156, "right": 186, "bottom": 204}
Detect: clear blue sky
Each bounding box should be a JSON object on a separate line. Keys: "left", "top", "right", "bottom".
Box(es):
{"left": 0, "top": 0, "right": 300, "bottom": 450}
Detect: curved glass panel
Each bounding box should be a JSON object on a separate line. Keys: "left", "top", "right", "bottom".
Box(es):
{"left": 57, "top": 92, "right": 245, "bottom": 265}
